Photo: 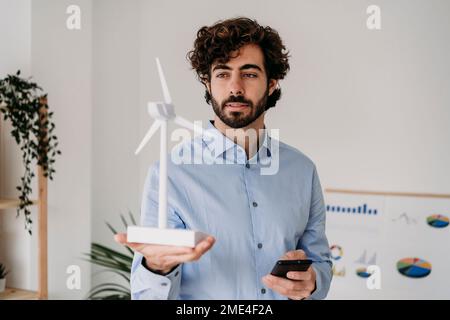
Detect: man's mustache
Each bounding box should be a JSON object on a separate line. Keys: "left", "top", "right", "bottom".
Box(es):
{"left": 222, "top": 95, "right": 252, "bottom": 107}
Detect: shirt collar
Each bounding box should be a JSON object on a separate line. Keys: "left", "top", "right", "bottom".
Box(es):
{"left": 202, "top": 120, "right": 272, "bottom": 162}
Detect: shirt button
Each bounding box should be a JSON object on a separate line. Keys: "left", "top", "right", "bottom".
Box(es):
{"left": 261, "top": 288, "right": 266, "bottom": 294}
{"left": 257, "top": 243, "right": 263, "bottom": 249}
{"left": 246, "top": 163, "right": 250, "bottom": 169}
{"left": 252, "top": 201, "right": 258, "bottom": 207}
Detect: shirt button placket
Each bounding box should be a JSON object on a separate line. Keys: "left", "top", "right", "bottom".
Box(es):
{"left": 237, "top": 148, "right": 245, "bottom": 164}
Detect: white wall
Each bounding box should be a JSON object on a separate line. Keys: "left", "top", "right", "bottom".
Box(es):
{"left": 1, "top": 0, "right": 92, "bottom": 299}
{"left": 91, "top": 0, "right": 141, "bottom": 287}
{"left": 30, "top": 0, "right": 93, "bottom": 299}
{"left": 0, "top": 0, "right": 31, "bottom": 76}
{"left": 0, "top": 0, "right": 34, "bottom": 292}
{"left": 271, "top": 0, "right": 450, "bottom": 195}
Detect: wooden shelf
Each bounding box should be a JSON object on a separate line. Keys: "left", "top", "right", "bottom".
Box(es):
{"left": 0, "top": 97, "right": 48, "bottom": 299}
{"left": 0, "top": 199, "right": 39, "bottom": 210}
{"left": 0, "top": 287, "right": 39, "bottom": 300}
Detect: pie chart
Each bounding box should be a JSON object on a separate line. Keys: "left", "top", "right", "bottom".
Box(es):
{"left": 426, "top": 214, "right": 449, "bottom": 228}
{"left": 330, "top": 245, "right": 343, "bottom": 260}
{"left": 356, "top": 267, "right": 371, "bottom": 278}
{"left": 397, "top": 258, "right": 432, "bottom": 278}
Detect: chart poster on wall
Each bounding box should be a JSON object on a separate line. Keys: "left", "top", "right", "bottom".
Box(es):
{"left": 324, "top": 190, "right": 450, "bottom": 299}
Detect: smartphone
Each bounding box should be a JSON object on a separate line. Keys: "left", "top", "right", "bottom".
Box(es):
{"left": 270, "top": 259, "right": 313, "bottom": 278}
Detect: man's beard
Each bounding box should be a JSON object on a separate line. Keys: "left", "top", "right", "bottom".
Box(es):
{"left": 211, "top": 86, "right": 269, "bottom": 129}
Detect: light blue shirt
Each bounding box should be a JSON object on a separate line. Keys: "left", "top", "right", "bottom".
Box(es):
{"left": 131, "top": 121, "right": 332, "bottom": 300}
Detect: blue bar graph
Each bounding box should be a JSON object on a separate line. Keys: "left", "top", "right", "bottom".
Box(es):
{"left": 326, "top": 203, "right": 378, "bottom": 216}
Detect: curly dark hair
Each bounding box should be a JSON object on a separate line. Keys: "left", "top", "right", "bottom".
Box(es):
{"left": 187, "top": 17, "right": 290, "bottom": 110}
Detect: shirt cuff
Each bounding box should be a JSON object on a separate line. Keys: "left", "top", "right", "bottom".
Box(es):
{"left": 308, "top": 263, "right": 327, "bottom": 300}
{"left": 131, "top": 256, "right": 182, "bottom": 300}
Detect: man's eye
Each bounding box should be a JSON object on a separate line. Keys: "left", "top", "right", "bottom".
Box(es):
{"left": 243, "top": 73, "right": 257, "bottom": 78}
{"left": 216, "top": 73, "right": 228, "bottom": 78}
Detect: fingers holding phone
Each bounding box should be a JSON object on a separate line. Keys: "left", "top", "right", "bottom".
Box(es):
{"left": 262, "top": 249, "right": 317, "bottom": 300}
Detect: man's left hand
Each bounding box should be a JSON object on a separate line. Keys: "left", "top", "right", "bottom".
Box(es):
{"left": 262, "top": 250, "right": 316, "bottom": 300}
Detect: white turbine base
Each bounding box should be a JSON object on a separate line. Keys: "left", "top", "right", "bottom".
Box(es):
{"left": 127, "top": 226, "right": 208, "bottom": 247}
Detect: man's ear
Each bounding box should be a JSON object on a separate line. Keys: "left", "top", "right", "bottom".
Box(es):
{"left": 268, "top": 79, "right": 278, "bottom": 96}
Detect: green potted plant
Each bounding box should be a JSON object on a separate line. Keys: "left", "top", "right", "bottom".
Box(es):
{"left": 0, "top": 262, "right": 9, "bottom": 292}
{"left": 0, "top": 70, "right": 61, "bottom": 235}
{"left": 83, "top": 211, "right": 135, "bottom": 299}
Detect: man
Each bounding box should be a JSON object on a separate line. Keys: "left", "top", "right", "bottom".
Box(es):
{"left": 115, "top": 17, "right": 332, "bottom": 300}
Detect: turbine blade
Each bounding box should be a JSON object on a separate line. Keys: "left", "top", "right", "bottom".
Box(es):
{"left": 135, "top": 120, "right": 161, "bottom": 155}
{"left": 174, "top": 116, "right": 215, "bottom": 138}
{"left": 173, "top": 116, "right": 203, "bottom": 133}
{"left": 156, "top": 57, "right": 172, "bottom": 105}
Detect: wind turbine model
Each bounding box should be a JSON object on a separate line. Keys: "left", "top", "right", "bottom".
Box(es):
{"left": 127, "top": 58, "right": 209, "bottom": 247}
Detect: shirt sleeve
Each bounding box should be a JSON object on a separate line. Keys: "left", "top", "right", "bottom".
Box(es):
{"left": 297, "top": 165, "right": 333, "bottom": 300}
{"left": 131, "top": 254, "right": 182, "bottom": 300}
{"left": 130, "top": 163, "right": 186, "bottom": 300}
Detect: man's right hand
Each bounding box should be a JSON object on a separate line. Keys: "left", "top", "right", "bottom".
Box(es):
{"left": 114, "top": 233, "right": 216, "bottom": 275}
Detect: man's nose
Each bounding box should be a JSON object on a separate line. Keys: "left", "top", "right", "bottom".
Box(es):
{"left": 229, "top": 74, "right": 245, "bottom": 96}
